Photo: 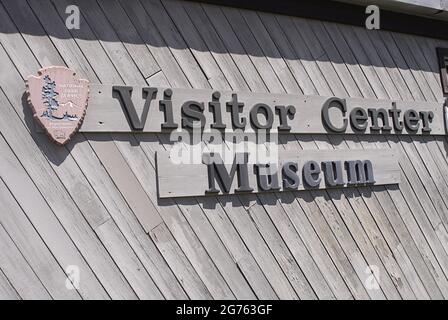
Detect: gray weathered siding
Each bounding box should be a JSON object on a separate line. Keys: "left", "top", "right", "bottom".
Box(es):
{"left": 0, "top": 0, "right": 448, "bottom": 299}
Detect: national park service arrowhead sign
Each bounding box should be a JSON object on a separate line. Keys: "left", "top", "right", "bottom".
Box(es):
{"left": 26, "top": 66, "right": 89, "bottom": 145}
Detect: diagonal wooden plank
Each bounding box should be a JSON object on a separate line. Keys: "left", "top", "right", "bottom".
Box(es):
{"left": 68, "top": 0, "right": 234, "bottom": 298}
{"left": 0, "top": 168, "right": 81, "bottom": 299}
{"left": 270, "top": 13, "right": 399, "bottom": 299}
{"left": 68, "top": 133, "right": 188, "bottom": 299}
{"left": 103, "top": 0, "right": 288, "bottom": 300}
{"left": 1, "top": 0, "right": 191, "bottom": 300}
{"left": 308, "top": 21, "right": 422, "bottom": 299}
{"left": 0, "top": 85, "right": 112, "bottom": 299}
{"left": 178, "top": 2, "right": 325, "bottom": 299}
{"left": 0, "top": 2, "right": 139, "bottom": 298}
{"left": 118, "top": 0, "right": 191, "bottom": 88}
{"left": 135, "top": 1, "right": 278, "bottom": 299}
{"left": 95, "top": 0, "right": 161, "bottom": 78}
{"left": 51, "top": 0, "right": 214, "bottom": 299}
{"left": 243, "top": 10, "right": 386, "bottom": 300}
{"left": 88, "top": 136, "right": 163, "bottom": 232}
{"left": 0, "top": 268, "right": 20, "bottom": 300}
{"left": 139, "top": 0, "right": 210, "bottom": 88}
{"left": 0, "top": 222, "right": 51, "bottom": 300}
{"left": 345, "top": 25, "right": 445, "bottom": 298}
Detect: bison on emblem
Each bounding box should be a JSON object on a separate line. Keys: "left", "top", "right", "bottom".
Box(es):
{"left": 26, "top": 66, "right": 89, "bottom": 145}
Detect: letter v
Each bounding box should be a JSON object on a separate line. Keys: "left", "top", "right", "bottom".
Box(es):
{"left": 112, "top": 86, "right": 158, "bottom": 130}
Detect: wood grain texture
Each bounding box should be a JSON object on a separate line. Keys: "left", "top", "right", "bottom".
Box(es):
{"left": 156, "top": 148, "right": 400, "bottom": 198}
{"left": 0, "top": 0, "right": 447, "bottom": 299}
{"left": 74, "top": 84, "right": 445, "bottom": 135}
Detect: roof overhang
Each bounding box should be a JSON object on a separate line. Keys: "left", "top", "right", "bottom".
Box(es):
{"left": 189, "top": 0, "right": 448, "bottom": 40}
{"left": 336, "top": 0, "right": 448, "bottom": 21}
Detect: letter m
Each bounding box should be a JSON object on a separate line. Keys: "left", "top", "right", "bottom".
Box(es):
{"left": 346, "top": 160, "right": 376, "bottom": 185}
{"left": 202, "top": 153, "right": 253, "bottom": 194}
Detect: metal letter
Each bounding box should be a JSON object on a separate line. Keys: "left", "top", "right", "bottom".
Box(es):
{"left": 256, "top": 164, "right": 280, "bottom": 191}
{"left": 209, "top": 91, "right": 226, "bottom": 129}
{"left": 203, "top": 153, "right": 253, "bottom": 194}
{"left": 404, "top": 109, "right": 420, "bottom": 132}
{"left": 345, "top": 160, "right": 375, "bottom": 185}
{"left": 226, "top": 94, "right": 246, "bottom": 129}
{"left": 350, "top": 107, "right": 368, "bottom": 132}
{"left": 250, "top": 103, "right": 274, "bottom": 130}
{"left": 159, "top": 89, "right": 178, "bottom": 129}
{"left": 303, "top": 160, "right": 322, "bottom": 187}
{"left": 181, "top": 100, "right": 206, "bottom": 129}
{"left": 368, "top": 108, "right": 392, "bottom": 131}
{"left": 322, "top": 97, "right": 348, "bottom": 133}
{"left": 282, "top": 162, "right": 300, "bottom": 190}
{"left": 322, "top": 161, "right": 344, "bottom": 187}
{"left": 275, "top": 105, "right": 296, "bottom": 131}
{"left": 112, "top": 86, "right": 157, "bottom": 131}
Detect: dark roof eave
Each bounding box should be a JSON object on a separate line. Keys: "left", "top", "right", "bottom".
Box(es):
{"left": 188, "top": 0, "right": 448, "bottom": 41}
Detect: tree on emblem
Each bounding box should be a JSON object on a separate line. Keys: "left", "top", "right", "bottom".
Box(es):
{"left": 40, "top": 75, "right": 77, "bottom": 120}
{"left": 41, "top": 75, "right": 59, "bottom": 118}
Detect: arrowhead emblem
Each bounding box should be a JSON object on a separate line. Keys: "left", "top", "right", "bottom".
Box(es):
{"left": 26, "top": 66, "right": 89, "bottom": 145}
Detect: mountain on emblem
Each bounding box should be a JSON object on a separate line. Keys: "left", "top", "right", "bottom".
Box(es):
{"left": 26, "top": 66, "right": 89, "bottom": 145}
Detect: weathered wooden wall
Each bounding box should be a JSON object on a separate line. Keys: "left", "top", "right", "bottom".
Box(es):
{"left": 0, "top": 0, "right": 448, "bottom": 299}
